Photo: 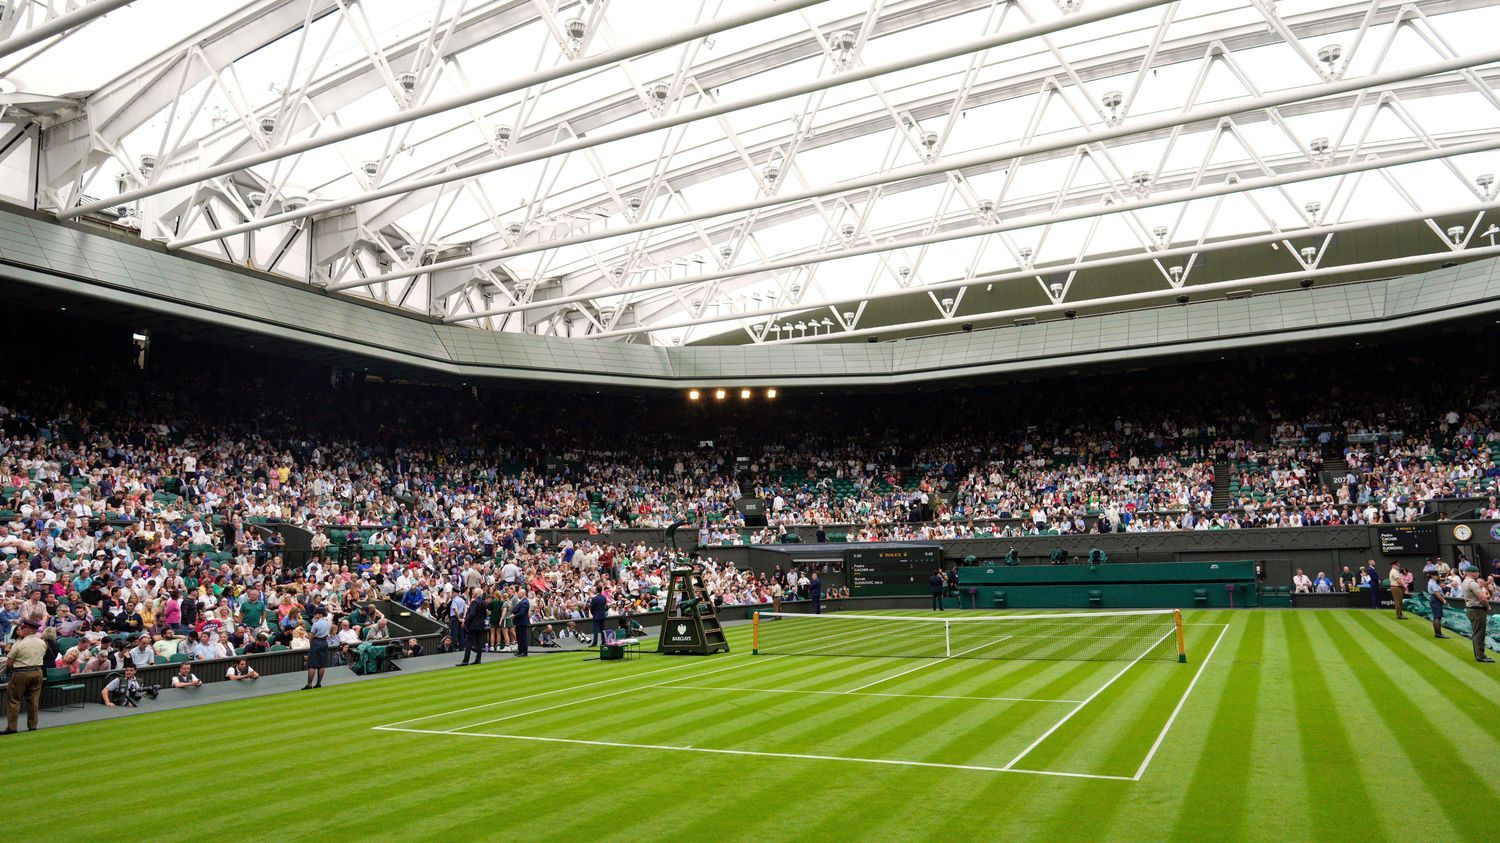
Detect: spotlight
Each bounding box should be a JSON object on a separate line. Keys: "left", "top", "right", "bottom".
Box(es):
{"left": 688, "top": 389, "right": 700, "bottom": 400}
{"left": 766, "top": 388, "right": 778, "bottom": 399}
{"left": 961, "top": 323, "right": 973, "bottom": 332}
{"left": 714, "top": 389, "right": 726, "bottom": 400}
{"left": 1299, "top": 278, "right": 1313, "bottom": 289}
{"left": 1175, "top": 294, "right": 1189, "bottom": 305}
{"left": 1064, "top": 309, "right": 1077, "bottom": 319}
{"left": 867, "top": 337, "right": 879, "bottom": 343}
{"left": 739, "top": 388, "right": 752, "bottom": 399}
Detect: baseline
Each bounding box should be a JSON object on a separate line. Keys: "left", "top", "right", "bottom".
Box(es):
{"left": 373, "top": 725, "right": 1137, "bottom": 781}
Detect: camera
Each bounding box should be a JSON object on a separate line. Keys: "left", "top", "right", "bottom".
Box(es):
{"left": 109, "top": 680, "right": 160, "bottom": 707}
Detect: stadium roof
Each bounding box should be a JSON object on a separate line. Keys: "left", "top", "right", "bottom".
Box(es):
{"left": 7, "top": 0, "right": 1500, "bottom": 347}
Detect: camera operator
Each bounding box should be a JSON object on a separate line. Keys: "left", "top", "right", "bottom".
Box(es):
{"left": 101, "top": 664, "right": 158, "bottom": 707}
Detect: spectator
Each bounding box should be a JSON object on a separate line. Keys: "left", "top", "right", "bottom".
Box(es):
{"left": 170, "top": 662, "right": 202, "bottom": 689}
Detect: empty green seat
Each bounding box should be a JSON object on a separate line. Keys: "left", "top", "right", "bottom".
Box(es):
{"left": 43, "top": 668, "right": 86, "bottom": 711}
{"left": 1088, "top": 589, "right": 1103, "bottom": 607}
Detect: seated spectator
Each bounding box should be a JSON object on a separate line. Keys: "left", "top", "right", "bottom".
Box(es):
{"left": 170, "top": 662, "right": 202, "bottom": 689}
{"left": 1293, "top": 569, "right": 1312, "bottom": 593}
{"left": 226, "top": 659, "right": 259, "bottom": 681}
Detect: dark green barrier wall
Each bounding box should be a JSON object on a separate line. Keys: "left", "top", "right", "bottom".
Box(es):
{"left": 957, "top": 561, "right": 1258, "bottom": 609}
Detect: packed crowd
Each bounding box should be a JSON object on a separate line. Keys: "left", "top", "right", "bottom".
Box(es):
{"left": 0, "top": 322, "right": 1496, "bottom": 668}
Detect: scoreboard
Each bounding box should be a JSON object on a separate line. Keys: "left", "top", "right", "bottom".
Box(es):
{"left": 1376, "top": 524, "right": 1438, "bottom": 555}
{"left": 846, "top": 545, "right": 942, "bottom": 596}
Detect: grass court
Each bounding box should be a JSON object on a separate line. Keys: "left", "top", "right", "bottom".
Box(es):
{"left": 8, "top": 608, "right": 1500, "bottom": 841}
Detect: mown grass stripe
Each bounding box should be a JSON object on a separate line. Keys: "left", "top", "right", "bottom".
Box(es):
{"left": 1171, "top": 612, "right": 1261, "bottom": 838}
{"left": 1282, "top": 611, "right": 1382, "bottom": 842}
{"left": 1315, "top": 611, "right": 1500, "bottom": 827}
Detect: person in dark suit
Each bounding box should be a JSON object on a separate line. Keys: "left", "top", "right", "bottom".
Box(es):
{"left": 1364, "top": 561, "right": 1381, "bottom": 609}
{"left": 588, "top": 587, "right": 608, "bottom": 646}
{"left": 513, "top": 588, "right": 531, "bottom": 657}
{"left": 457, "top": 587, "right": 488, "bottom": 666}
{"left": 809, "top": 572, "right": 823, "bottom": 614}
{"left": 930, "top": 570, "right": 945, "bottom": 611}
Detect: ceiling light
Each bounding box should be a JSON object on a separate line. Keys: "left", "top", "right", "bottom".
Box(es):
{"left": 766, "top": 388, "right": 778, "bottom": 399}
{"left": 688, "top": 389, "right": 700, "bottom": 401}
{"left": 714, "top": 389, "right": 726, "bottom": 400}
{"left": 740, "top": 389, "right": 752, "bottom": 399}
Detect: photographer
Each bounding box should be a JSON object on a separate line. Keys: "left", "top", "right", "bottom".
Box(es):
{"left": 101, "top": 664, "right": 158, "bottom": 707}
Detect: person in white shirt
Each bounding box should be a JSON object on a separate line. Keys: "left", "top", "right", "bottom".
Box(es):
{"left": 170, "top": 663, "right": 202, "bottom": 689}
{"left": 1292, "top": 569, "right": 1313, "bottom": 593}
{"left": 226, "top": 659, "right": 260, "bottom": 681}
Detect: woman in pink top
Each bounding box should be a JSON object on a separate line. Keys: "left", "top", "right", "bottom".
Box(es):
{"left": 161, "top": 593, "right": 182, "bottom": 629}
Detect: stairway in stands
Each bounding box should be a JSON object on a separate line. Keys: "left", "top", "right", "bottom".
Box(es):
{"left": 1212, "top": 461, "right": 1234, "bottom": 509}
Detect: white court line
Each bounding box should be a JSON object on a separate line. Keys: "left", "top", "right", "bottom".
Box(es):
{"left": 845, "top": 636, "right": 1013, "bottom": 693}
{"left": 438, "top": 622, "right": 901, "bottom": 733}
{"left": 1130, "top": 623, "right": 1231, "bottom": 781}
{"left": 378, "top": 614, "right": 886, "bottom": 729}
{"left": 448, "top": 656, "right": 764, "bottom": 732}
{"left": 666, "top": 683, "right": 1082, "bottom": 704}
{"left": 371, "top": 725, "right": 1136, "bottom": 781}
{"left": 1001, "top": 627, "right": 1177, "bottom": 771}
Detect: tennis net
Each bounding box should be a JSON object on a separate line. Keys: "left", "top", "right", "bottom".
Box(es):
{"left": 751, "top": 610, "right": 1186, "bottom": 663}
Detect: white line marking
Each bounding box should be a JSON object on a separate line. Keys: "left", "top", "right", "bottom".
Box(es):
{"left": 376, "top": 657, "right": 724, "bottom": 728}
{"left": 442, "top": 624, "right": 901, "bottom": 733}
{"left": 370, "top": 726, "right": 1136, "bottom": 781}
{"left": 1130, "top": 623, "right": 1231, "bottom": 781}
{"left": 449, "top": 655, "right": 768, "bottom": 732}
{"left": 378, "top": 613, "right": 879, "bottom": 729}
{"left": 1001, "top": 627, "right": 1177, "bottom": 771}
{"left": 666, "top": 683, "right": 1082, "bottom": 704}
{"left": 845, "top": 636, "right": 1013, "bottom": 693}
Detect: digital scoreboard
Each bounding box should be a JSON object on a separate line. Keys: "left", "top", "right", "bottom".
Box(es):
{"left": 1376, "top": 524, "right": 1438, "bottom": 555}
{"left": 846, "top": 545, "right": 942, "bottom": 596}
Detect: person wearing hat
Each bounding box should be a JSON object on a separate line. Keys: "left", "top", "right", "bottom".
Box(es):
{"left": 1461, "top": 567, "right": 1495, "bottom": 663}
{"left": 304, "top": 607, "right": 333, "bottom": 690}
{"left": 3, "top": 617, "right": 47, "bottom": 733}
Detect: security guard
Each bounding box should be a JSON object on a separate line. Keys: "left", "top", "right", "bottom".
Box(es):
{"left": 1461, "top": 568, "right": 1494, "bottom": 663}
{"left": 4, "top": 617, "right": 47, "bottom": 733}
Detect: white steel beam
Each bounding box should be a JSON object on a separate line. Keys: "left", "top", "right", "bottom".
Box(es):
{"left": 330, "top": 48, "right": 1500, "bottom": 296}
{"left": 400, "top": 44, "right": 1500, "bottom": 310}
{"left": 163, "top": 0, "right": 1178, "bottom": 250}
{"left": 761, "top": 241, "right": 1500, "bottom": 345}
{"left": 584, "top": 194, "right": 1500, "bottom": 340}
{"left": 61, "top": 0, "right": 832, "bottom": 220}
{"left": 0, "top": 0, "right": 136, "bottom": 59}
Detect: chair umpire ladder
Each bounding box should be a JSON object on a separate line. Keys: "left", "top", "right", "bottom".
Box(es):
{"left": 656, "top": 567, "right": 730, "bottom": 655}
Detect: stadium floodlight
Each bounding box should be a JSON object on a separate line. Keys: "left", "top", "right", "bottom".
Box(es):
{"left": 739, "top": 388, "right": 752, "bottom": 399}
{"left": 714, "top": 389, "right": 726, "bottom": 400}
{"left": 688, "top": 389, "right": 700, "bottom": 400}
{"left": 765, "top": 388, "right": 778, "bottom": 399}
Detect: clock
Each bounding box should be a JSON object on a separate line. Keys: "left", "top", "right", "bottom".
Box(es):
{"left": 1453, "top": 524, "right": 1473, "bottom": 542}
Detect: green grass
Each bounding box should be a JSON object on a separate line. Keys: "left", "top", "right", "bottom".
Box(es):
{"left": 8, "top": 609, "right": 1500, "bottom": 841}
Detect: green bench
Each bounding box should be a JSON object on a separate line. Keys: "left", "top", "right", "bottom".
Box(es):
{"left": 43, "top": 668, "right": 86, "bottom": 711}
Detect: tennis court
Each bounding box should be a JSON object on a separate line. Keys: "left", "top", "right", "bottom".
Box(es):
{"left": 374, "top": 610, "right": 1228, "bottom": 781}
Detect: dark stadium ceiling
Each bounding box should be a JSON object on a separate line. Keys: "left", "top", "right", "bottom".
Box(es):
{"left": 5, "top": 0, "right": 1500, "bottom": 347}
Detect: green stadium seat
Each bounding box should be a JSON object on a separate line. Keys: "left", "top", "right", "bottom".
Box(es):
{"left": 168, "top": 653, "right": 191, "bottom": 663}
{"left": 1193, "top": 588, "right": 1209, "bottom": 606}
{"left": 42, "top": 668, "right": 86, "bottom": 711}
{"left": 1088, "top": 589, "right": 1103, "bottom": 607}
{"left": 56, "top": 636, "right": 78, "bottom": 654}
{"left": 991, "top": 591, "right": 1007, "bottom": 608}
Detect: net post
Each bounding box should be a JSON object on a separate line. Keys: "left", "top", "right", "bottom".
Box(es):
{"left": 752, "top": 611, "right": 760, "bottom": 655}
{"left": 944, "top": 620, "right": 951, "bottom": 658}
{"left": 1174, "top": 609, "right": 1186, "bottom": 663}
